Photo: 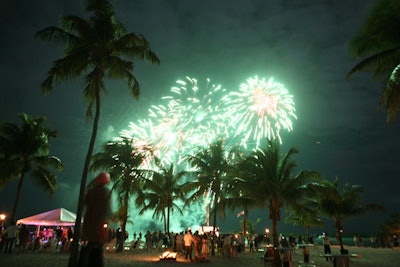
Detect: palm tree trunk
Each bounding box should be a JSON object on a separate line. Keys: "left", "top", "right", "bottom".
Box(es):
{"left": 68, "top": 88, "right": 101, "bottom": 267}
{"left": 161, "top": 211, "right": 166, "bottom": 233}
{"left": 271, "top": 216, "right": 281, "bottom": 267}
{"left": 335, "top": 219, "right": 345, "bottom": 253}
{"left": 11, "top": 173, "right": 25, "bottom": 221}
{"left": 167, "top": 206, "right": 170, "bottom": 233}
{"left": 270, "top": 204, "right": 282, "bottom": 267}
{"left": 117, "top": 198, "right": 129, "bottom": 252}
{"left": 242, "top": 206, "right": 248, "bottom": 237}
{"left": 211, "top": 208, "right": 217, "bottom": 256}
{"left": 118, "top": 218, "right": 127, "bottom": 252}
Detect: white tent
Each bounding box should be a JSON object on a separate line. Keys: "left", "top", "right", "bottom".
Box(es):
{"left": 17, "top": 208, "right": 77, "bottom": 227}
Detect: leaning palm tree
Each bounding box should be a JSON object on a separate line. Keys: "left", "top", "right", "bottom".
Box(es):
{"left": 35, "top": 0, "right": 159, "bottom": 264}
{"left": 90, "top": 137, "right": 153, "bottom": 252}
{"left": 347, "top": 0, "right": 400, "bottom": 122}
{"left": 309, "top": 177, "right": 384, "bottom": 253}
{"left": 183, "top": 139, "right": 235, "bottom": 255}
{"left": 239, "top": 140, "right": 318, "bottom": 266}
{"left": 0, "top": 113, "right": 64, "bottom": 221}
{"left": 139, "top": 160, "right": 186, "bottom": 233}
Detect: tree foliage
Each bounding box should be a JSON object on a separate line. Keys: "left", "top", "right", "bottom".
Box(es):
{"left": 36, "top": 0, "right": 159, "bottom": 264}
{"left": 0, "top": 113, "right": 64, "bottom": 221}
{"left": 347, "top": 0, "right": 400, "bottom": 122}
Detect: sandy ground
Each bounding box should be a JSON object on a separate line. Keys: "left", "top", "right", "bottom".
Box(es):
{"left": 1, "top": 245, "right": 400, "bottom": 267}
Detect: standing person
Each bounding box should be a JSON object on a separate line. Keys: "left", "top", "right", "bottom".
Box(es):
{"left": 238, "top": 234, "right": 245, "bottom": 254}
{"left": 353, "top": 235, "right": 358, "bottom": 246}
{"left": 175, "top": 232, "right": 184, "bottom": 253}
{"left": 3, "top": 220, "right": 17, "bottom": 253}
{"left": 64, "top": 227, "right": 74, "bottom": 252}
{"left": 144, "top": 230, "right": 152, "bottom": 251}
{"left": 193, "top": 231, "right": 201, "bottom": 259}
{"left": 79, "top": 172, "right": 112, "bottom": 267}
{"left": 248, "top": 235, "right": 254, "bottom": 253}
{"left": 55, "top": 226, "right": 63, "bottom": 250}
{"left": 253, "top": 234, "right": 259, "bottom": 251}
{"left": 201, "top": 234, "right": 210, "bottom": 259}
{"left": 223, "top": 233, "right": 232, "bottom": 257}
{"left": 18, "top": 224, "right": 30, "bottom": 252}
{"left": 323, "top": 233, "right": 331, "bottom": 261}
{"left": 183, "top": 229, "right": 194, "bottom": 261}
{"left": 0, "top": 227, "right": 7, "bottom": 252}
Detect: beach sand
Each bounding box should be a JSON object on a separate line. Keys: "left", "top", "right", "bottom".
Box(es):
{"left": 1, "top": 245, "right": 400, "bottom": 267}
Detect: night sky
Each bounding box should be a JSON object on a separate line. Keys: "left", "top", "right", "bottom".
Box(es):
{"left": 1, "top": 0, "right": 399, "bottom": 237}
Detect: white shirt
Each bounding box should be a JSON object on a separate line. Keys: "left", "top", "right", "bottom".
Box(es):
{"left": 184, "top": 231, "right": 194, "bottom": 246}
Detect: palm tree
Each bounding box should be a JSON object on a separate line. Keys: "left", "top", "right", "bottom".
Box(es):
{"left": 224, "top": 163, "right": 259, "bottom": 238}
{"left": 310, "top": 177, "right": 384, "bottom": 253}
{"left": 139, "top": 160, "right": 186, "bottom": 233}
{"left": 347, "top": 0, "right": 400, "bottom": 122}
{"left": 284, "top": 198, "right": 324, "bottom": 238}
{"left": 35, "top": 0, "right": 159, "bottom": 264}
{"left": 0, "top": 113, "right": 64, "bottom": 221}
{"left": 379, "top": 213, "right": 400, "bottom": 238}
{"left": 90, "top": 137, "right": 153, "bottom": 252}
{"left": 239, "top": 140, "right": 318, "bottom": 266}
{"left": 184, "top": 139, "right": 234, "bottom": 255}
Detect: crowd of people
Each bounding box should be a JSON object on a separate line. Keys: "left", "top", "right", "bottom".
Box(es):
{"left": 1, "top": 171, "right": 398, "bottom": 267}
{"left": 0, "top": 222, "right": 75, "bottom": 254}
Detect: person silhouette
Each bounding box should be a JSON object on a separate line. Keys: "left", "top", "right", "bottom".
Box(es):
{"left": 79, "top": 172, "right": 112, "bottom": 267}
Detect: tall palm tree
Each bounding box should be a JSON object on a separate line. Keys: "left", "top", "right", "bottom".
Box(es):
{"left": 0, "top": 113, "right": 64, "bottom": 221}
{"left": 35, "top": 0, "right": 159, "bottom": 264}
{"left": 90, "top": 137, "right": 153, "bottom": 252}
{"left": 139, "top": 160, "right": 186, "bottom": 233}
{"left": 184, "top": 139, "right": 234, "bottom": 255}
{"left": 347, "top": 0, "right": 400, "bottom": 122}
{"left": 310, "top": 177, "right": 384, "bottom": 253}
{"left": 239, "top": 140, "right": 318, "bottom": 266}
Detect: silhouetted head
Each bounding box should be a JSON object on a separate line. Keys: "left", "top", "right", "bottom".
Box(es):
{"left": 96, "top": 172, "right": 111, "bottom": 185}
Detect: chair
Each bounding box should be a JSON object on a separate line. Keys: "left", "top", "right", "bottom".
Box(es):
{"left": 258, "top": 248, "right": 264, "bottom": 258}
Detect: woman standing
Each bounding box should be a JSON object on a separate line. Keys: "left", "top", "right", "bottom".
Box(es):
{"left": 201, "top": 234, "right": 210, "bottom": 259}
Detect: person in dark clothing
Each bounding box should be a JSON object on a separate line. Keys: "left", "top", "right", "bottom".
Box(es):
{"left": 79, "top": 172, "right": 112, "bottom": 267}
{"left": 323, "top": 234, "right": 332, "bottom": 261}
{"left": 18, "top": 224, "right": 30, "bottom": 252}
{"left": 3, "top": 220, "right": 17, "bottom": 253}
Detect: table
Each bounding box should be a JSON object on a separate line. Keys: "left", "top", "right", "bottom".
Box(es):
{"left": 320, "top": 253, "right": 360, "bottom": 267}
{"left": 297, "top": 243, "right": 314, "bottom": 263}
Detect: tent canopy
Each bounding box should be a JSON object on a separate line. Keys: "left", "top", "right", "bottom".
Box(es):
{"left": 17, "top": 208, "right": 77, "bottom": 227}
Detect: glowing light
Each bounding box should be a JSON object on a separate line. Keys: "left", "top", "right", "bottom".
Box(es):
{"left": 120, "top": 77, "right": 228, "bottom": 165}
{"left": 222, "top": 76, "right": 296, "bottom": 146}
{"left": 116, "top": 75, "right": 296, "bottom": 234}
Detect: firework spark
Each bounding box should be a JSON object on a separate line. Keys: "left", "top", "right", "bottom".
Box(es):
{"left": 120, "top": 77, "right": 228, "bottom": 165}
{"left": 222, "top": 76, "right": 296, "bottom": 147}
